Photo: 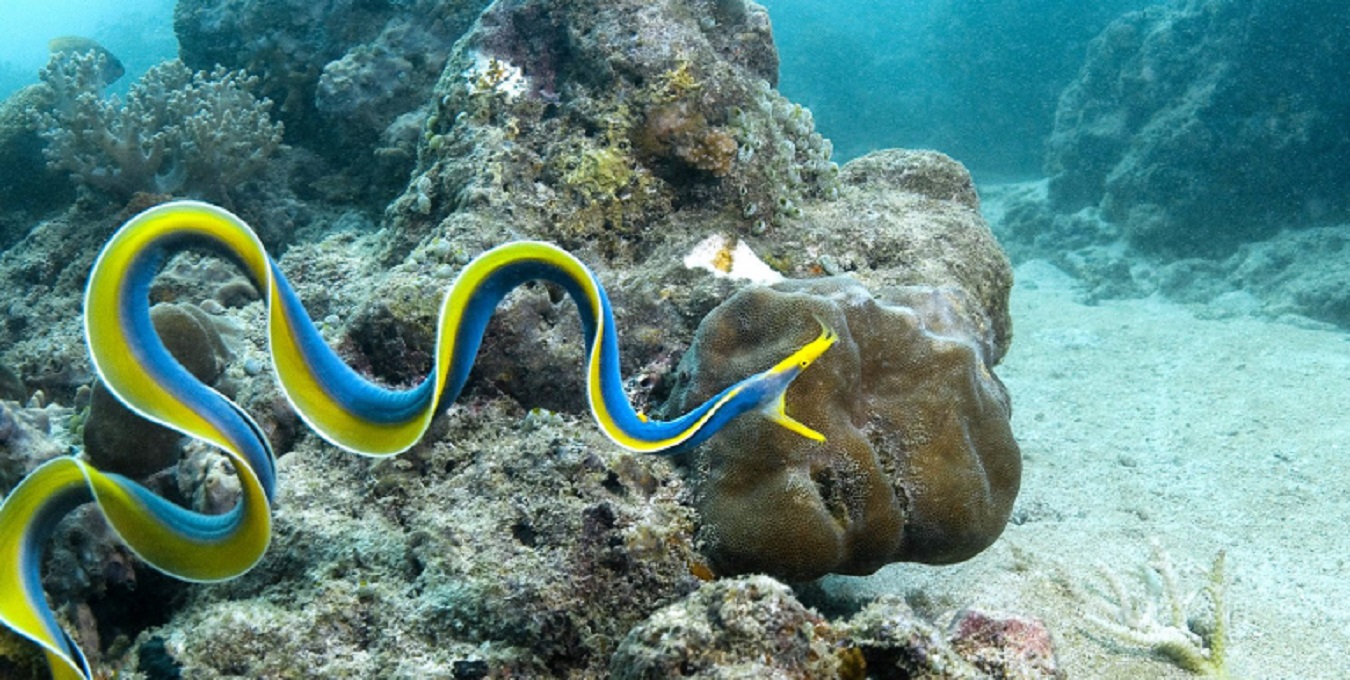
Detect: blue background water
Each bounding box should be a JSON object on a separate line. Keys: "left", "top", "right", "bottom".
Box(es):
{"left": 0, "top": 0, "right": 177, "bottom": 98}
{"left": 762, "top": 0, "right": 1159, "bottom": 179}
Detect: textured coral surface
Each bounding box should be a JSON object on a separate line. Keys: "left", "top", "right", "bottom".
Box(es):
{"left": 666, "top": 278, "right": 1020, "bottom": 581}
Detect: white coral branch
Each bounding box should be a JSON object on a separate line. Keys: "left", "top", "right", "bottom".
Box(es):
{"left": 1083, "top": 541, "right": 1229, "bottom": 676}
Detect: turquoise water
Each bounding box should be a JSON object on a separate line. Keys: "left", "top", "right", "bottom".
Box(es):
{"left": 763, "top": 0, "right": 1157, "bottom": 177}
{"left": 0, "top": 0, "right": 177, "bottom": 98}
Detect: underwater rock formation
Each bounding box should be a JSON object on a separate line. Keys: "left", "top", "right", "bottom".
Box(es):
{"left": 174, "top": 0, "right": 492, "bottom": 205}
{"left": 0, "top": 0, "right": 1030, "bottom": 677}
{"left": 665, "top": 277, "right": 1019, "bottom": 581}
{"left": 0, "top": 84, "right": 71, "bottom": 245}
{"left": 613, "top": 576, "right": 1061, "bottom": 678}
{"left": 0, "top": 397, "right": 70, "bottom": 494}
{"left": 794, "top": 148, "right": 1014, "bottom": 362}
{"left": 393, "top": 0, "right": 833, "bottom": 255}
{"left": 128, "top": 408, "right": 706, "bottom": 677}
{"left": 330, "top": 0, "right": 846, "bottom": 410}
{"left": 611, "top": 575, "right": 845, "bottom": 677}
{"left": 988, "top": 0, "right": 1350, "bottom": 329}
{"left": 1155, "top": 225, "right": 1350, "bottom": 328}
{"left": 1045, "top": 0, "right": 1350, "bottom": 257}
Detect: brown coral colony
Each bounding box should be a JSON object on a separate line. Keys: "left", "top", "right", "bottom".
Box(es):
{"left": 636, "top": 100, "right": 738, "bottom": 177}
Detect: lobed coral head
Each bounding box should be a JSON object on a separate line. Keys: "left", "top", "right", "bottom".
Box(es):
{"left": 665, "top": 277, "right": 1020, "bottom": 581}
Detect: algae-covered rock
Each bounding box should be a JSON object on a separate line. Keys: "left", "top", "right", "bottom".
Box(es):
{"left": 135, "top": 405, "right": 703, "bottom": 677}
{"left": 390, "top": 0, "right": 835, "bottom": 258}
{"left": 0, "top": 625, "right": 46, "bottom": 680}
{"left": 0, "top": 399, "right": 71, "bottom": 494}
{"left": 610, "top": 575, "right": 843, "bottom": 679}
{"left": 612, "top": 577, "right": 1062, "bottom": 679}
{"left": 1045, "top": 0, "right": 1350, "bottom": 257}
{"left": 665, "top": 277, "right": 1020, "bottom": 581}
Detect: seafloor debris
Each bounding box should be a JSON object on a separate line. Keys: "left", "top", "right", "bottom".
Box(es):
{"left": 1084, "top": 541, "right": 1231, "bottom": 676}
{"left": 613, "top": 576, "right": 1063, "bottom": 679}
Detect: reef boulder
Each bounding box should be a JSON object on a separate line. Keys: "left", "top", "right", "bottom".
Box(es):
{"left": 665, "top": 277, "right": 1020, "bottom": 581}
{"left": 1045, "top": 0, "right": 1350, "bottom": 257}
{"left": 174, "top": 0, "right": 492, "bottom": 206}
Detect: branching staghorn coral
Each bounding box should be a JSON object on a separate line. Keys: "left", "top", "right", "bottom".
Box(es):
{"left": 1085, "top": 541, "right": 1230, "bottom": 676}
{"left": 34, "top": 53, "right": 283, "bottom": 204}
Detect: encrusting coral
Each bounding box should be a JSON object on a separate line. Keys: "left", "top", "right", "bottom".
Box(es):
{"left": 33, "top": 53, "right": 283, "bottom": 204}
{"left": 664, "top": 276, "right": 1020, "bottom": 581}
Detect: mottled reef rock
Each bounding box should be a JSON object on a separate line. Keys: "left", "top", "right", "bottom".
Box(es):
{"left": 175, "top": 0, "right": 493, "bottom": 205}
{"left": 612, "top": 577, "right": 1061, "bottom": 679}
{"left": 991, "top": 0, "right": 1350, "bottom": 329}
{"left": 0, "top": 397, "right": 71, "bottom": 494}
{"left": 798, "top": 149, "right": 1013, "bottom": 362}
{"left": 1045, "top": 0, "right": 1350, "bottom": 257}
{"left": 1157, "top": 225, "right": 1350, "bottom": 328}
{"left": 131, "top": 405, "right": 706, "bottom": 677}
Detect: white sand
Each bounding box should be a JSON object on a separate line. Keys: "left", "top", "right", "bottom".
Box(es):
{"left": 821, "top": 259, "right": 1350, "bottom": 678}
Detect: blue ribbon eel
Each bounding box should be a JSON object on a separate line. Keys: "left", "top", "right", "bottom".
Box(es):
{"left": 0, "top": 199, "right": 836, "bottom": 679}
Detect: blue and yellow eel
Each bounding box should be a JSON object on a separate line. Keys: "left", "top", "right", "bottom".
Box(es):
{"left": 0, "top": 200, "right": 835, "bottom": 679}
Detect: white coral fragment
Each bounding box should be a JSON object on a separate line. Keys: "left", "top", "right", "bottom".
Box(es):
{"left": 1084, "top": 541, "right": 1230, "bottom": 676}
{"left": 683, "top": 234, "right": 783, "bottom": 285}
{"left": 462, "top": 51, "right": 528, "bottom": 100}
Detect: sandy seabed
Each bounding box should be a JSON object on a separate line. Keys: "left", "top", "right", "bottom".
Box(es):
{"left": 820, "top": 259, "right": 1350, "bottom": 679}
